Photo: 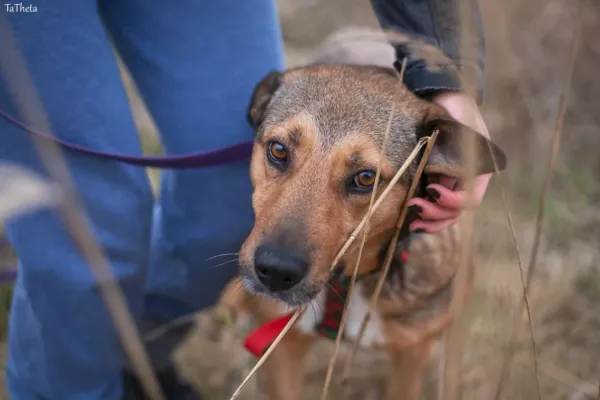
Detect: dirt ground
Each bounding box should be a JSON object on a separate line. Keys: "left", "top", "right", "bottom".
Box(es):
{"left": 1, "top": 0, "right": 599, "bottom": 399}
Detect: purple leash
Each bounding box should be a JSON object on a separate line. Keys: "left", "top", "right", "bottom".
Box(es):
{"left": 0, "top": 108, "right": 257, "bottom": 284}
{"left": 0, "top": 108, "right": 254, "bottom": 169}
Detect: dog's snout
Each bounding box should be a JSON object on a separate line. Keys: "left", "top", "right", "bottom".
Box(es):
{"left": 254, "top": 244, "right": 309, "bottom": 292}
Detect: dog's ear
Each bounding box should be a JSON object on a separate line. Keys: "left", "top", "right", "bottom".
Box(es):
{"left": 417, "top": 104, "right": 507, "bottom": 180}
{"left": 247, "top": 70, "right": 283, "bottom": 129}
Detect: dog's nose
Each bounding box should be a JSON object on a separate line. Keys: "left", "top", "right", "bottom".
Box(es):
{"left": 254, "top": 244, "right": 309, "bottom": 292}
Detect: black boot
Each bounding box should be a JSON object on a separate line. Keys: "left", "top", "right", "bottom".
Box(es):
{"left": 122, "top": 366, "right": 204, "bottom": 400}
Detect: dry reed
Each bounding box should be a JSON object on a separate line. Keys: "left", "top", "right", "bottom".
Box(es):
{"left": 0, "top": 15, "right": 165, "bottom": 400}
{"left": 342, "top": 129, "right": 440, "bottom": 384}
{"left": 441, "top": 1, "right": 484, "bottom": 397}
{"left": 494, "top": 1, "right": 584, "bottom": 398}
{"left": 229, "top": 305, "right": 307, "bottom": 400}
{"left": 1, "top": 1, "right": 595, "bottom": 399}
{"left": 227, "top": 137, "right": 431, "bottom": 399}
{"left": 320, "top": 57, "right": 407, "bottom": 400}
{"left": 319, "top": 101, "right": 396, "bottom": 400}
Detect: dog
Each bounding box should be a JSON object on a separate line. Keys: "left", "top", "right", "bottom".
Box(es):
{"left": 217, "top": 31, "right": 507, "bottom": 400}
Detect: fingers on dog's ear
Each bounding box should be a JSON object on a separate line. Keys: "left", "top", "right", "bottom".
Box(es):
{"left": 419, "top": 104, "right": 508, "bottom": 180}
{"left": 247, "top": 70, "right": 283, "bottom": 129}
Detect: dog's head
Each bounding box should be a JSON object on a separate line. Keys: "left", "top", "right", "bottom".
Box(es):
{"left": 239, "top": 64, "right": 506, "bottom": 306}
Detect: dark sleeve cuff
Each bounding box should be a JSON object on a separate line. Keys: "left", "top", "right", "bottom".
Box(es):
{"left": 395, "top": 60, "right": 485, "bottom": 105}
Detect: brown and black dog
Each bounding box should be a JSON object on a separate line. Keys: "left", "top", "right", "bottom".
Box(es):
{"left": 218, "top": 35, "right": 507, "bottom": 400}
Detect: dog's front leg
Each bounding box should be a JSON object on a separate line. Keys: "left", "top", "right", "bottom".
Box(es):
{"left": 260, "top": 329, "right": 314, "bottom": 400}
{"left": 385, "top": 339, "right": 434, "bottom": 400}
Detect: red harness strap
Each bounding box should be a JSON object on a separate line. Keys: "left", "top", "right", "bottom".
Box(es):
{"left": 244, "top": 249, "right": 411, "bottom": 358}
{"left": 244, "top": 313, "right": 294, "bottom": 357}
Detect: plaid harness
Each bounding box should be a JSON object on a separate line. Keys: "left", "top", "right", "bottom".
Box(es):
{"left": 243, "top": 246, "right": 412, "bottom": 357}
{"left": 315, "top": 273, "right": 353, "bottom": 340}
{"left": 315, "top": 248, "right": 410, "bottom": 341}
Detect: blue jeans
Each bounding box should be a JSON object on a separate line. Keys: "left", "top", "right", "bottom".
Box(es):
{"left": 0, "top": 0, "right": 285, "bottom": 398}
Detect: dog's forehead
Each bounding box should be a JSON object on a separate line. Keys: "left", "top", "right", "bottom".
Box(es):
{"left": 262, "top": 65, "right": 425, "bottom": 163}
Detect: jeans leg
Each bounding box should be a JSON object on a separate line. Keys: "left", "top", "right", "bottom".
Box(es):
{"left": 100, "top": 0, "right": 285, "bottom": 325}
{"left": 0, "top": 1, "right": 154, "bottom": 399}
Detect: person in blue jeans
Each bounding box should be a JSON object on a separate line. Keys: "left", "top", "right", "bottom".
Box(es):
{"left": 0, "top": 0, "right": 490, "bottom": 399}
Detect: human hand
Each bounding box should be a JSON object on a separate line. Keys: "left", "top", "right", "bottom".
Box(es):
{"left": 408, "top": 91, "right": 492, "bottom": 233}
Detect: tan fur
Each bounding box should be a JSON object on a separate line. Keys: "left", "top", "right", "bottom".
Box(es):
{"left": 216, "top": 40, "right": 506, "bottom": 399}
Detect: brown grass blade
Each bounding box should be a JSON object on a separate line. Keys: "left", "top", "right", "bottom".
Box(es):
{"left": 441, "top": 0, "right": 487, "bottom": 396}
{"left": 441, "top": 147, "right": 475, "bottom": 400}
{"left": 326, "top": 137, "right": 430, "bottom": 275}
{"left": 483, "top": 111, "right": 539, "bottom": 393}
{"left": 227, "top": 137, "right": 429, "bottom": 400}
{"left": 319, "top": 101, "right": 396, "bottom": 400}
{"left": 341, "top": 129, "right": 440, "bottom": 384}
{"left": 437, "top": 338, "right": 447, "bottom": 400}
{"left": 0, "top": 15, "right": 165, "bottom": 400}
{"left": 144, "top": 312, "right": 198, "bottom": 343}
{"left": 228, "top": 305, "right": 306, "bottom": 400}
{"left": 320, "top": 57, "right": 407, "bottom": 400}
{"left": 493, "top": 1, "right": 584, "bottom": 398}
{"left": 229, "top": 90, "right": 428, "bottom": 399}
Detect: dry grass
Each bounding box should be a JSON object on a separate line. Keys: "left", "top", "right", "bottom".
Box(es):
{"left": 0, "top": 13, "right": 166, "bottom": 400}
{"left": 0, "top": 0, "right": 599, "bottom": 399}
{"left": 174, "top": 0, "right": 600, "bottom": 399}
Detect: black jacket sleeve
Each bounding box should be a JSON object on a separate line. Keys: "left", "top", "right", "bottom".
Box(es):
{"left": 370, "top": 0, "right": 486, "bottom": 103}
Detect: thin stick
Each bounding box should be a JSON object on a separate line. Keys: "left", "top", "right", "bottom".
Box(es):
{"left": 328, "top": 137, "right": 429, "bottom": 274}
{"left": 441, "top": 149, "right": 475, "bottom": 400}
{"left": 437, "top": 336, "right": 447, "bottom": 400}
{"left": 493, "top": 2, "right": 583, "bottom": 398}
{"left": 228, "top": 305, "right": 306, "bottom": 400}
{"left": 0, "top": 16, "right": 165, "bottom": 400}
{"left": 442, "top": 114, "right": 478, "bottom": 400}
{"left": 321, "top": 57, "right": 407, "bottom": 400}
{"left": 451, "top": 17, "right": 539, "bottom": 400}
{"left": 342, "top": 130, "right": 440, "bottom": 382}
{"left": 487, "top": 126, "right": 540, "bottom": 399}
{"left": 320, "top": 101, "right": 396, "bottom": 400}
{"left": 144, "top": 312, "right": 198, "bottom": 342}
{"left": 442, "top": 0, "right": 495, "bottom": 396}
{"left": 482, "top": 110, "right": 538, "bottom": 378}
{"left": 228, "top": 138, "right": 428, "bottom": 400}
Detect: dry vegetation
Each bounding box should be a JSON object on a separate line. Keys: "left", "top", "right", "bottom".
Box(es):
{"left": 0, "top": 0, "right": 599, "bottom": 399}
{"left": 173, "top": 1, "right": 600, "bottom": 399}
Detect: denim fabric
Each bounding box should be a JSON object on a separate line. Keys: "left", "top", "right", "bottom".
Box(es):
{"left": 370, "top": 0, "right": 486, "bottom": 103}
{"left": 0, "top": 0, "right": 285, "bottom": 398}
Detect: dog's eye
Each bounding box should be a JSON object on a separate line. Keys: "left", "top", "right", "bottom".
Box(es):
{"left": 351, "top": 170, "right": 377, "bottom": 191}
{"left": 267, "top": 141, "right": 289, "bottom": 164}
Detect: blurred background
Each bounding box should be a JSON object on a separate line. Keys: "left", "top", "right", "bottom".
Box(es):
{"left": 0, "top": 0, "right": 598, "bottom": 399}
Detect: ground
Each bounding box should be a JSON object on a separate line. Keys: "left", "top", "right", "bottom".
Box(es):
{"left": 0, "top": 0, "right": 599, "bottom": 399}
